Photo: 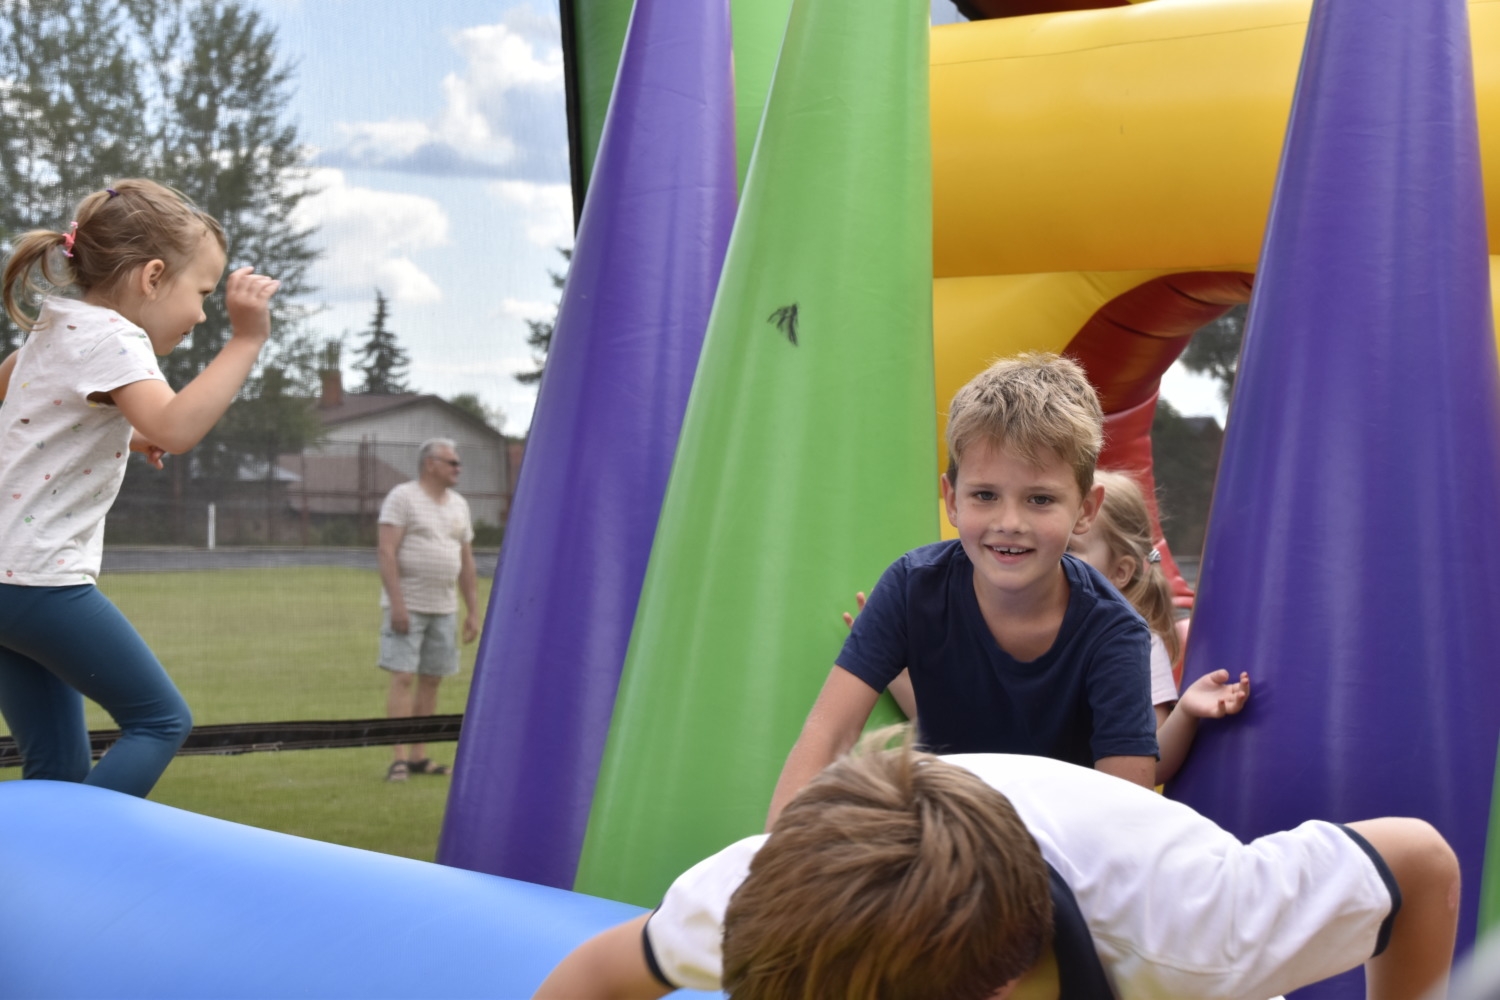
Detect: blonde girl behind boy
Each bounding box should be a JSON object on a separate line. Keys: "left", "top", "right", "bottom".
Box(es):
{"left": 0, "top": 179, "right": 278, "bottom": 797}
{"left": 1069, "top": 468, "right": 1249, "bottom": 784}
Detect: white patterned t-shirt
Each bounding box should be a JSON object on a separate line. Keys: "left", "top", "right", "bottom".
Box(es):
{"left": 0, "top": 296, "right": 165, "bottom": 585}
{"left": 378, "top": 480, "right": 474, "bottom": 614}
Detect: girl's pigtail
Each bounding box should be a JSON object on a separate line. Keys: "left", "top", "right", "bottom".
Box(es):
{"left": 2, "top": 229, "right": 76, "bottom": 332}
{"left": 1130, "top": 558, "right": 1182, "bottom": 665}
{"left": 1093, "top": 469, "right": 1183, "bottom": 666}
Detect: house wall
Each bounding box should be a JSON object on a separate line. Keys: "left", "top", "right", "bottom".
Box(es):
{"left": 314, "top": 403, "right": 510, "bottom": 525}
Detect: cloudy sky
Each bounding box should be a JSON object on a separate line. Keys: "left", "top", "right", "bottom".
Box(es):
{"left": 248, "top": 0, "right": 1223, "bottom": 436}
{"left": 246, "top": 0, "right": 570, "bottom": 436}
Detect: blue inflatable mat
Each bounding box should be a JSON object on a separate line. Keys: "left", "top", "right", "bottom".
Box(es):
{"left": 0, "top": 780, "right": 721, "bottom": 998}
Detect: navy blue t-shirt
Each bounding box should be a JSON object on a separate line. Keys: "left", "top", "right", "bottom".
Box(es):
{"left": 838, "top": 540, "right": 1157, "bottom": 765}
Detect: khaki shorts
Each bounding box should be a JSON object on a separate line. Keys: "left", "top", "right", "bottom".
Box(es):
{"left": 378, "top": 610, "right": 460, "bottom": 677}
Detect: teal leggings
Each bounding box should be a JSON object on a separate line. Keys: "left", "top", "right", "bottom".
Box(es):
{"left": 0, "top": 583, "right": 191, "bottom": 797}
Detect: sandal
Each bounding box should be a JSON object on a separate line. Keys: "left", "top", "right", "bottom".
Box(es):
{"left": 407, "top": 758, "right": 451, "bottom": 776}
{"left": 385, "top": 760, "right": 410, "bottom": 782}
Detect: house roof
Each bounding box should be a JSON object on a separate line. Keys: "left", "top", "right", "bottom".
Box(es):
{"left": 316, "top": 392, "right": 426, "bottom": 425}
{"left": 315, "top": 392, "right": 506, "bottom": 440}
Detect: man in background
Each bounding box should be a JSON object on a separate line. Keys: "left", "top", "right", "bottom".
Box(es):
{"left": 377, "top": 438, "right": 478, "bottom": 782}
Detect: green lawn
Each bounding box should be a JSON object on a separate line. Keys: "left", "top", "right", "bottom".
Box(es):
{"left": 0, "top": 566, "right": 490, "bottom": 862}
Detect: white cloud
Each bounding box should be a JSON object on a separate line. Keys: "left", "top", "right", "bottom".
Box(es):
{"left": 1160, "top": 362, "right": 1229, "bottom": 422}
{"left": 335, "top": 120, "right": 432, "bottom": 163}
{"left": 490, "top": 181, "right": 572, "bottom": 248}
{"left": 418, "top": 357, "right": 534, "bottom": 378}
{"left": 323, "top": 7, "right": 564, "bottom": 178}
{"left": 502, "top": 296, "right": 556, "bottom": 320}
{"left": 294, "top": 168, "right": 449, "bottom": 304}
{"left": 374, "top": 257, "right": 444, "bottom": 305}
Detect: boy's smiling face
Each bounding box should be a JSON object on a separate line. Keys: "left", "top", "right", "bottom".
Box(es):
{"left": 942, "top": 439, "right": 1102, "bottom": 610}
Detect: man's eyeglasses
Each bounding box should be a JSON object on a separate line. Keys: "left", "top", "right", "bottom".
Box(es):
{"left": 434, "top": 458, "right": 461, "bottom": 468}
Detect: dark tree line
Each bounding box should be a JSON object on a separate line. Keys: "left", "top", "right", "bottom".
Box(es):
{"left": 1150, "top": 304, "right": 1245, "bottom": 562}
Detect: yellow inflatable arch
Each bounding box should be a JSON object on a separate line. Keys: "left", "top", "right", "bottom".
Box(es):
{"left": 930, "top": 0, "right": 1500, "bottom": 585}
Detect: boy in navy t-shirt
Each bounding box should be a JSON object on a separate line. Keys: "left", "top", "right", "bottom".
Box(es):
{"left": 766, "top": 353, "right": 1157, "bottom": 825}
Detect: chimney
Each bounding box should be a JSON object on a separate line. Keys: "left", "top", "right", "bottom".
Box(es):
{"left": 319, "top": 369, "right": 344, "bottom": 409}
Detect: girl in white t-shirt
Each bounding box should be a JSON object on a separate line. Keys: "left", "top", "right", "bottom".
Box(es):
{"left": 1068, "top": 468, "right": 1250, "bottom": 783}
{"left": 0, "top": 179, "right": 278, "bottom": 796}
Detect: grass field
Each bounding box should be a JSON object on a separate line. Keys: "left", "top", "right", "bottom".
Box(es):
{"left": 0, "top": 565, "right": 490, "bottom": 862}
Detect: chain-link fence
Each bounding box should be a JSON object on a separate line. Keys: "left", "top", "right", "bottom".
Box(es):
{"left": 107, "top": 437, "right": 511, "bottom": 548}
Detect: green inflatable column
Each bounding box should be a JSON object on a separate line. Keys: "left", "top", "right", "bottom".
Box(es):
{"left": 729, "top": 0, "right": 795, "bottom": 187}
{"left": 1481, "top": 741, "right": 1500, "bottom": 936}
{"left": 574, "top": 0, "right": 934, "bottom": 907}
{"left": 565, "top": 0, "right": 635, "bottom": 185}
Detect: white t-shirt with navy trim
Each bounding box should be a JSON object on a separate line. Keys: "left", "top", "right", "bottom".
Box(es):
{"left": 0, "top": 297, "right": 164, "bottom": 585}
{"left": 644, "top": 754, "right": 1396, "bottom": 1000}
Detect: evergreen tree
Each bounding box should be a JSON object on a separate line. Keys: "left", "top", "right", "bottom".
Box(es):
{"left": 354, "top": 289, "right": 410, "bottom": 394}
{"left": 514, "top": 246, "right": 571, "bottom": 386}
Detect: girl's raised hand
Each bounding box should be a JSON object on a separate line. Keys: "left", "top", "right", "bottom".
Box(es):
{"left": 1178, "top": 669, "right": 1251, "bottom": 720}
{"left": 224, "top": 266, "right": 280, "bottom": 345}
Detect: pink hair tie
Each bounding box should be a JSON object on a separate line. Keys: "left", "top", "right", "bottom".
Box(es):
{"left": 62, "top": 221, "right": 78, "bottom": 258}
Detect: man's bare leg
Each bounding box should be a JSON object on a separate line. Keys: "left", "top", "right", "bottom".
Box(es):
{"left": 386, "top": 670, "right": 417, "bottom": 766}
{"left": 409, "top": 673, "right": 443, "bottom": 764}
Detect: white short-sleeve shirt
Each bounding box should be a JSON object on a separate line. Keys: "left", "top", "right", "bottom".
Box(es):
{"left": 645, "top": 755, "right": 1396, "bottom": 1000}
{"left": 1149, "top": 631, "right": 1179, "bottom": 706}
{"left": 0, "top": 297, "right": 165, "bottom": 585}
{"left": 378, "top": 480, "right": 474, "bottom": 614}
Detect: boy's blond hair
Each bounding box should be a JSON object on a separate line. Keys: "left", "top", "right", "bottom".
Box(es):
{"left": 1091, "top": 470, "right": 1182, "bottom": 663}
{"left": 945, "top": 352, "right": 1104, "bottom": 497}
{"left": 722, "top": 730, "right": 1053, "bottom": 1000}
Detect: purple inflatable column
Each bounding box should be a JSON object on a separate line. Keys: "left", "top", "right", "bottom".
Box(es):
{"left": 437, "top": 0, "right": 737, "bottom": 888}
{"left": 1170, "top": 0, "right": 1500, "bottom": 991}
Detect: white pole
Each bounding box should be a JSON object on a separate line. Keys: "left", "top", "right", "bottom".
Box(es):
{"left": 207, "top": 502, "right": 216, "bottom": 550}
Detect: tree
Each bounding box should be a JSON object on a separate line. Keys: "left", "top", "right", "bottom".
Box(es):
{"left": 1179, "top": 304, "right": 1246, "bottom": 405}
{"left": 354, "top": 289, "right": 410, "bottom": 394}
{"left": 0, "top": 0, "right": 151, "bottom": 352}
{"left": 1151, "top": 302, "right": 1245, "bottom": 563}
{"left": 1150, "top": 398, "right": 1224, "bottom": 561}
{"left": 0, "top": 1, "right": 325, "bottom": 539}
{"left": 139, "top": 0, "right": 321, "bottom": 394}
{"left": 138, "top": 0, "right": 323, "bottom": 539}
{"left": 0, "top": 1, "right": 320, "bottom": 374}
{"left": 514, "top": 246, "right": 571, "bottom": 386}
{"left": 449, "top": 393, "right": 505, "bottom": 434}
{"left": 212, "top": 365, "right": 324, "bottom": 477}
